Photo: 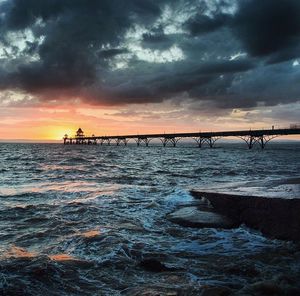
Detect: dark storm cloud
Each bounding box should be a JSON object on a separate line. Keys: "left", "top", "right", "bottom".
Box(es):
{"left": 185, "top": 13, "right": 230, "bottom": 36}
{"left": 192, "top": 59, "right": 255, "bottom": 75}
{"left": 0, "top": 0, "right": 299, "bottom": 110}
{"left": 143, "top": 32, "right": 169, "bottom": 44}
{"left": 233, "top": 0, "right": 300, "bottom": 58}
{"left": 98, "top": 48, "right": 129, "bottom": 59}
{"left": 185, "top": 0, "right": 300, "bottom": 61}
{"left": 0, "top": 0, "right": 162, "bottom": 91}
{"left": 142, "top": 32, "right": 173, "bottom": 50}
{"left": 88, "top": 59, "right": 255, "bottom": 106}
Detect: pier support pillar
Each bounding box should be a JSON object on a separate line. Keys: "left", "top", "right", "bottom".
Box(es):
{"left": 160, "top": 137, "right": 180, "bottom": 147}
{"left": 239, "top": 135, "right": 278, "bottom": 149}
{"left": 260, "top": 136, "right": 265, "bottom": 149}
{"left": 116, "top": 138, "right": 128, "bottom": 146}
{"left": 249, "top": 136, "right": 254, "bottom": 149}
{"left": 193, "top": 137, "right": 220, "bottom": 148}
{"left": 136, "top": 137, "right": 151, "bottom": 146}
{"left": 100, "top": 138, "right": 111, "bottom": 145}
{"left": 193, "top": 137, "right": 204, "bottom": 148}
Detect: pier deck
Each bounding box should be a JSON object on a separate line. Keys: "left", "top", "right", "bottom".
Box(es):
{"left": 63, "top": 128, "right": 300, "bottom": 149}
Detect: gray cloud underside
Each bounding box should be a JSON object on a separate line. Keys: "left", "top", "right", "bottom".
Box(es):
{"left": 0, "top": 0, "right": 299, "bottom": 109}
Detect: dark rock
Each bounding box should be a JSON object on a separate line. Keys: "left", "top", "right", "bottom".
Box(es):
{"left": 191, "top": 191, "right": 300, "bottom": 241}
{"left": 225, "top": 264, "right": 260, "bottom": 278}
{"left": 166, "top": 206, "right": 237, "bottom": 229}
{"left": 195, "top": 196, "right": 214, "bottom": 210}
{"left": 138, "top": 259, "right": 178, "bottom": 272}
{"left": 127, "top": 287, "right": 178, "bottom": 296}
{"left": 200, "top": 286, "right": 232, "bottom": 296}
{"left": 127, "top": 285, "right": 199, "bottom": 296}
{"left": 238, "top": 280, "right": 283, "bottom": 296}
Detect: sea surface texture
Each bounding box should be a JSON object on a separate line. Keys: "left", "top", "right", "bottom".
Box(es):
{"left": 0, "top": 142, "right": 299, "bottom": 295}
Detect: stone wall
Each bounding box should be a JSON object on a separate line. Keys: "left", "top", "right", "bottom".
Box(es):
{"left": 190, "top": 191, "right": 300, "bottom": 241}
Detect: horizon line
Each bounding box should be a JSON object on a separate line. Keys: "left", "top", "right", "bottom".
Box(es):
{"left": 1, "top": 138, "right": 300, "bottom": 144}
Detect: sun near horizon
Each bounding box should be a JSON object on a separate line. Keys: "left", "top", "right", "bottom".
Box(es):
{"left": 1, "top": 110, "right": 300, "bottom": 142}
{"left": 0, "top": 0, "right": 299, "bottom": 141}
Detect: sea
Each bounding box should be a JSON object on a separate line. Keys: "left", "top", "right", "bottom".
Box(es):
{"left": 0, "top": 142, "right": 299, "bottom": 295}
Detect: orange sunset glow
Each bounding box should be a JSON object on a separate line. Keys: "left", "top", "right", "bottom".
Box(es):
{"left": 1, "top": 104, "right": 299, "bottom": 141}
{"left": 0, "top": 0, "right": 299, "bottom": 142}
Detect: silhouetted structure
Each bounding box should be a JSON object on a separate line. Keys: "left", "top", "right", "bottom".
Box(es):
{"left": 76, "top": 128, "right": 84, "bottom": 138}
{"left": 63, "top": 127, "right": 300, "bottom": 149}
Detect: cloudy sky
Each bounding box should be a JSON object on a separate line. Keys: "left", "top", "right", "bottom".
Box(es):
{"left": 0, "top": 0, "right": 300, "bottom": 140}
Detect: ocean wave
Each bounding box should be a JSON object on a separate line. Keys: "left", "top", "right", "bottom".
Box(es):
{"left": 0, "top": 143, "right": 300, "bottom": 294}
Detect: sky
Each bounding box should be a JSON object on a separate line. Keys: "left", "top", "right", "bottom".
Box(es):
{"left": 0, "top": 0, "right": 300, "bottom": 140}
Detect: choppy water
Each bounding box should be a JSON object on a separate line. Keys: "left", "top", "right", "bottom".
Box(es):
{"left": 0, "top": 142, "right": 300, "bottom": 295}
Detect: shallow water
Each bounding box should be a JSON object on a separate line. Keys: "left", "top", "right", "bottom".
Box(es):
{"left": 0, "top": 142, "right": 299, "bottom": 295}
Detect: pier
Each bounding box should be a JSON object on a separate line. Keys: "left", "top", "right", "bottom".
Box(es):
{"left": 63, "top": 127, "right": 300, "bottom": 149}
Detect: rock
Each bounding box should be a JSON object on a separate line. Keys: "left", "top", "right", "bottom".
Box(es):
{"left": 166, "top": 207, "right": 237, "bottom": 229}
{"left": 190, "top": 191, "right": 300, "bottom": 241}
{"left": 126, "top": 285, "right": 200, "bottom": 295}
{"left": 250, "top": 281, "right": 283, "bottom": 295}
{"left": 237, "top": 280, "right": 284, "bottom": 295}
{"left": 200, "top": 286, "right": 232, "bottom": 296}
{"left": 135, "top": 289, "right": 177, "bottom": 296}
{"left": 138, "top": 259, "right": 178, "bottom": 272}
{"left": 165, "top": 227, "right": 186, "bottom": 237}
{"left": 145, "top": 200, "right": 160, "bottom": 208}
{"left": 196, "top": 197, "right": 213, "bottom": 210}
{"left": 117, "top": 222, "right": 144, "bottom": 231}
{"left": 225, "top": 264, "right": 260, "bottom": 277}
{"left": 126, "top": 286, "right": 179, "bottom": 296}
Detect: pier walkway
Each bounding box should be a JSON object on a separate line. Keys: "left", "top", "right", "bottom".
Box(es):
{"left": 63, "top": 128, "right": 300, "bottom": 149}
